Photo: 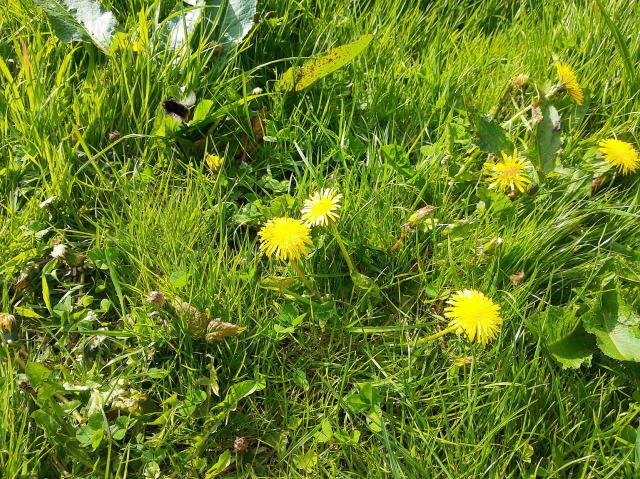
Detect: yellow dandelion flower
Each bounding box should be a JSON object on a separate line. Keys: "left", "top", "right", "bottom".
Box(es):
{"left": 258, "top": 217, "right": 312, "bottom": 261}
{"left": 555, "top": 61, "right": 584, "bottom": 105}
{"left": 205, "top": 154, "right": 224, "bottom": 171}
{"left": 598, "top": 139, "right": 639, "bottom": 175}
{"left": 132, "top": 40, "right": 145, "bottom": 53}
{"left": 485, "top": 149, "right": 532, "bottom": 193}
{"left": 301, "top": 188, "right": 343, "bottom": 227}
{"left": 444, "top": 289, "right": 503, "bottom": 345}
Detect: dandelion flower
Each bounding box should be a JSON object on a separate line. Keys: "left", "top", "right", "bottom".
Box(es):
{"left": 301, "top": 188, "right": 343, "bottom": 227}
{"left": 485, "top": 149, "right": 532, "bottom": 193}
{"left": 259, "top": 217, "right": 312, "bottom": 261}
{"left": 444, "top": 289, "right": 503, "bottom": 345}
{"left": 205, "top": 154, "right": 224, "bottom": 171}
{"left": 555, "top": 61, "right": 584, "bottom": 105}
{"left": 598, "top": 139, "right": 639, "bottom": 175}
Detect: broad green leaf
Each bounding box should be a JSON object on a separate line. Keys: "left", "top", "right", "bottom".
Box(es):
{"left": 526, "top": 306, "right": 594, "bottom": 369}
{"left": 33, "top": 0, "right": 119, "bottom": 53}
{"left": 292, "top": 369, "right": 309, "bottom": 391}
{"left": 31, "top": 409, "right": 60, "bottom": 435}
{"left": 583, "top": 278, "right": 640, "bottom": 362}
{"left": 334, "top": 428, "right": 360, "bottom": 445}
{"left": 169, "top": 269, "right": 189, "bottom": 289}
{"left": 343, "top": 382, "right": 383, "bottom": 413}
{"left": 25, "top": 362, "right": 53, "bottom": 387}
{"left": 636, "top": 423, "right": 640, "bottom": 468}
{"left": 468, "top": 109, "right": 513, "bottom": 155}
{"left": 314, "top": 418, "right": 334, "bottom": 443}
{"left": 42, "top": 275, "right": 52, "bottom": 313}
{"left": 276, "top": 34, "right": 373, "bottom": 92}
{"left": 351, "top": 272, "right": 381, "bottom": 300}
{"left": 533, "top": 103, "right": 561, "bottom": 174}
{"left": 381, "top": 144, "right": 414, "bottom": 180}
{"left": 311, "top": 300, "right": 337, "bottom": 329}
{"left": 476, "top": 187, "right": 515, "bottom": 219}
{"left": 205, "top": 450, "right": 231, "bottom": 478}
{"left": 14, "top": 306, "right": 43, "bottom": 319}
{"left": 292, "top": 449, "right": 318, "bottom": 473}
{"left": 215, "top": 377, "right": 266, "bottom": 412}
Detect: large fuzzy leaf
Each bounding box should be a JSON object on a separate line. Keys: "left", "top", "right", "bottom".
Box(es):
{"left": 276, "top": 34, "right": 373, "bottom": 92}
{"left": 164, "top": 0, "right": 257, "bottom": 58}
{"left": 213, "top": 0, "right": 258, "bottom": 46}
{"left": 467, "top": 108, "right": 513, "bottom": 155}
{"left": 526, "top": 306, "right": 594, "bottom": 369}
{"left": 164, "top": 0, "right": 206, "bottom": 55}
{"left": 583, "top": 277, "right": 640, "bottom": 362}
{"left": 33, "top": 0, "right": 119, "bottom": 53}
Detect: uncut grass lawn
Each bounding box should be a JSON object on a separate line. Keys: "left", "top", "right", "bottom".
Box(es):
{"left": 2, "top": 0, "right": 640, "bottom": 477}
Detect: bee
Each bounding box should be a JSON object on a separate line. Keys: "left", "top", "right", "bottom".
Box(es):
{"left": 162, "top": 90, "right": 196, "bottom": 125}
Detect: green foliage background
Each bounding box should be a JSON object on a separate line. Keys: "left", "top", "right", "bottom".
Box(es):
{"left": 1, "top": 0, "right": 640, "bottom": 477}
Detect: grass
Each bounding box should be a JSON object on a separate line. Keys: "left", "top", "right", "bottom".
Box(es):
{"left": 2, "top": 0, "right": 640, "bottom": 477}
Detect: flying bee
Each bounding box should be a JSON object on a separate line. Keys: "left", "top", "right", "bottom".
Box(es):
{"left": 162, "top": 90, "right": 196, "bottom": 126}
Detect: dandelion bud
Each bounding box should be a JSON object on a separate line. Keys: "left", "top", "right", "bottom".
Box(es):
{"left": 0, "top": 313, "right": 15, "bottom": 332}
{"left": 591, "top": 175, "right": 606, "bottom": 194}
{"left": 407, "top": 205, "right": 435, "bottom": 229}
{"left": 15, "top": 272, "right": 30, "bottom": 290}
{"left": 211, "top": 43, "right": 223, "bottom": 56}
{"left": 108, "top": 131, "right": 122, "bottom": 142}
{"left": 511, "top": 73, "right": 529, "bottom": 89}
{"left": 146, "top": 290, "right": 166, "bottom": 307}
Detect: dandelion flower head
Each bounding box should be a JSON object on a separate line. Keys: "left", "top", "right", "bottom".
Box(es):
{"left": 258, "top": 217, "right": 312, "bottom": 261}
{"left": 301, "top": 188, "right": 343, "bottom": 227}
{"left": 555, "top": 61, "right": 584, "bottom": 105}
{"left": 598, "top": 139, "right": 639, "bottom": 175}
{"left": 444, "top": 289, "right": 503, "bottom": 345}
{"left": 205, "top": 154, "right": 224, "bottom": 171}
{"left": 485, "top": 149, "right": 532, "bottom": 193}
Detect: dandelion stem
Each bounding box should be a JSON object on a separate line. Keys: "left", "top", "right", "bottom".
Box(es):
{"left": 289, "top": 259, "right": 317, "bottom": 295}
{"left": 416, "top": 324, "right": 457, "bottom": 344}
{"left": 501, "top": 85, "right": 562, "bottom": 129}
{"left": 330, "top": 223, "right": 356, "bottom": 274}
{"left": 501, "top": 104, "right": 533, "bottom": 128}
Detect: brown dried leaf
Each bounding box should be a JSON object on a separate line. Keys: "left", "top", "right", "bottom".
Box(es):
{"left": 205, "top": 319, "right": 246, "bottom": 343}
{"left": 510, "top": 271, "right": 525, "bottom": 285}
